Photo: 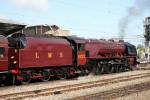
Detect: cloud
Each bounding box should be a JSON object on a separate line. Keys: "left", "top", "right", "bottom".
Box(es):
{"left": 0, "top": 15, "right": 25, "bottom": 25}
{"left": 0, "top": 15, "right": 8, "bottom": 19}
{"left": 10, "top": 0, "right": 49, "bottom": 11}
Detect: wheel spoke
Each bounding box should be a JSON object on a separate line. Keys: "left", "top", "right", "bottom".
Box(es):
{"left": 21, "top": 73, "right": 31, "bottom": 84}
{"left": 41, "top": 71, "right": 50, "bottom": 82}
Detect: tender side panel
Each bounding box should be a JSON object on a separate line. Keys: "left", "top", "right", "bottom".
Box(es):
{"left": 19, "top": 37, "right": 73, "bottom": 68}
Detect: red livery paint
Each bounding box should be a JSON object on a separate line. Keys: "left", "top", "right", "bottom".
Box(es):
{"left": 0, "top": 37, "right": 8, "bottom": 71}
{"left": 19, "top": 37, "right": 73, "bottom": 68}
{"left": 85, "top": 39, "right": 125, "bottom": 59}
{"left": 77, "top": 51, "right": 86, "bottom": 65}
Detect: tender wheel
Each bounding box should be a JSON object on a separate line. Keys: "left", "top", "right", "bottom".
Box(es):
{"left": 57, "top": 70, "right": 67, "bottom": 79}
{"left": 20, "top": 72, "right": 31, "bottom": 84}
{"left": 58, "top": 73, "right": 67, "bottom": 80}
{"left": 41, "top": 70, "right": 50, "bottom": 82}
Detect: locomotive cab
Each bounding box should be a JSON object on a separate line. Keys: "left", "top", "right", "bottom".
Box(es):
{"left": 77, "top": 43, "right": 86, "bottom": 65}
{"left": 63, "top": 36, "right": 86, "bottom": 66}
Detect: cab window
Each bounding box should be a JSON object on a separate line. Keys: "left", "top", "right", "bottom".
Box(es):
{"left": 78, "top": 44, "right": 85, "bottom": 51}
{"left": 0, "top": 47, "right": 5, "bottom": 58}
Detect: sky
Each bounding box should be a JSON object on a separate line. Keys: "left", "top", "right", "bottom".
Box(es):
{"left": 0, "top": 0, "right": 149, "bottom": 46}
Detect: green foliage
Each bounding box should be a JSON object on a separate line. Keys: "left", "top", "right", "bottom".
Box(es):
{"left": 136, "top": 44, "right": 145, "bottom": 58}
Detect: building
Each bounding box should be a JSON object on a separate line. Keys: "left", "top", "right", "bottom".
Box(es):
{"left": 21, "top": 25, "right": 71, "bottom": 36}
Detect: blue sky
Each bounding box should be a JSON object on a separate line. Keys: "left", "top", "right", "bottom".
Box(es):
{"left": 0, "top": 0, "right": 149, "bottom": 46}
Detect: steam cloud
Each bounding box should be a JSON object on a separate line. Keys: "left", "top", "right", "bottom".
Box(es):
{"left": 118, "top": 0, "right": 150, "bottom": 39}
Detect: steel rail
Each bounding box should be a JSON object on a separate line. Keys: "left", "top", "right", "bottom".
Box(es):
{"left": 1, "top": 72, "right": 150, "bottom": 100}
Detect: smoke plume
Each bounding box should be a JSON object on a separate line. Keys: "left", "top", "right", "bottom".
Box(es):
{"left": 118, "top": 0, "right": 150, "bottom": 39}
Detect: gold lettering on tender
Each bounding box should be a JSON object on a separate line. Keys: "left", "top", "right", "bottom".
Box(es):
{"left": 59, "top": 52, "right": 63, "bottom": 58}
{"left": 48, "top": 52, "right": 52, "bottom": 58}
{"left": 35, "top": 52, "right": 39, "bottom": 59}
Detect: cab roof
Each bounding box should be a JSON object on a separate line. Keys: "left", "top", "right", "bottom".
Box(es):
{"left": 65, "top": 36, "right": 86, "bottom": 44}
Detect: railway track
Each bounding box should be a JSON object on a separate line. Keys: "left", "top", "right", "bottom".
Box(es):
{"left": 0, "top": 72, "right": 150, "bottom": 100}
{"left": 137, "top": 61, "right": 150, "bottom": 70}
{"left": 71, "top": 81, "right": 150, "bottom": 100}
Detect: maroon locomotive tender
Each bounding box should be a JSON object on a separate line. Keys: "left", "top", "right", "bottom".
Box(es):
{"left": 0, "top": 22, "right": 137, "bottom": 85}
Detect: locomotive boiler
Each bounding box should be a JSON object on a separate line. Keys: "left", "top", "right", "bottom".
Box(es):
{"left": 85, "top": 39, "right": 137, "bottom": 74}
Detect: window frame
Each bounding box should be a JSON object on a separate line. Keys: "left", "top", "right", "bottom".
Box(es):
{"left": 0, "top": 47, "right": 5, "bottom": 58}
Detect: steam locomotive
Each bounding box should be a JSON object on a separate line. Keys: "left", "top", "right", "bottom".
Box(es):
{"left": 0, "top": 23, "right": 137, "bottom": 85}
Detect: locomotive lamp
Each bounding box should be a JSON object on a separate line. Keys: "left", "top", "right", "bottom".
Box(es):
{"left": 13, "top": 61, "right": 17, "bottom": 64}
{"left": 10, "top": 56, "right": 15, "bottom": 59}
{"left": 14, "top": 49, "right": 18, "bottom": 53}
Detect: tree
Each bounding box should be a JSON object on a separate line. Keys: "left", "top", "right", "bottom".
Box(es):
{"left": 137, "top": 44, "right": 145, "bottom": 59}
